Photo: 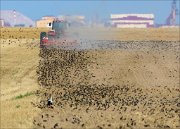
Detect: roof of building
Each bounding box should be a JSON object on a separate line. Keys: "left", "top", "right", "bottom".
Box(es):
{"left": 111, "top": 14, "right": 154, "bottom": 19}
{"left": 111, "top": 16, "right": 154, "bottom": 20}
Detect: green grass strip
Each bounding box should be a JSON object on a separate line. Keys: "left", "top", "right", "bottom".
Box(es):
{"left": 13, "top": 92, "right": 34, "bottom": 100}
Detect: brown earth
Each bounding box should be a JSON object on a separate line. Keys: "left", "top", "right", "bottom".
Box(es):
{"left": 34, "top": 41, "right": 180, "bottom": 129}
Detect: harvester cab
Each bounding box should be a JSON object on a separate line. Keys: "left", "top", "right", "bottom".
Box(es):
{"left": 40, "top": 19, "right": 68, "bottom": 48}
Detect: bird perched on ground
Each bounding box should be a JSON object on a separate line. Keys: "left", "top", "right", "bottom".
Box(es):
{"left": 47, "top": 96, "right": 53, "bottom": 106}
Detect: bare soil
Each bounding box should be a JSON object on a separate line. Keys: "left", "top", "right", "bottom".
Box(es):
{"left": 34, "top": 40, "right": 180, "bottom": 129}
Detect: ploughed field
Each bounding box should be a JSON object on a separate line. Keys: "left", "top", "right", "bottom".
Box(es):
{"left": 0, "top": 27, "right": 180, "bottom": 129}
{"left": 34, "top": 40, "right": 180, "bottom": 129}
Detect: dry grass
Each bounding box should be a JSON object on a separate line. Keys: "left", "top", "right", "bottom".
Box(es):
{"left": 1, "top": 27, "right": 179, "bottom": 41}
{"left": 1, "top": 39, "right": 41, "bottom": 128}
{"left": 69, "top": 27, "right": 180, "bottom": 41}
{"left": 0, "top": 27, "right": 49, "bottom": 39}
{"left": 111, "top": 28, "right": 180, "bottom": 41}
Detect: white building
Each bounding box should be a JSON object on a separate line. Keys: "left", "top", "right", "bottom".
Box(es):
{"left": 111, "top": 14, "right": 154, "bottom": 28}
{"left": 36, "top": 16, "right": 55, "bottom": 28}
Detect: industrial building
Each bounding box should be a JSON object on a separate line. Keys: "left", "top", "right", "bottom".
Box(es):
{"left": 36, "top": 16, "right": 55, "bottom": 27}
{"left": 111, "top": 14, "right": 154, "bottom": 28}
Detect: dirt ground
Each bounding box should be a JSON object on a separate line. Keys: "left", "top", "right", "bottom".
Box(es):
{"left": 0, "top": 27, "right": 180, "bottom": 129}
{"left": 34, "top": 41, "right": 180, "bottom": 129}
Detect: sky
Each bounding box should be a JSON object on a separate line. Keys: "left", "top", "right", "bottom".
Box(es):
{"left": 1, "top": 0, "right": 180, "bottom": 24}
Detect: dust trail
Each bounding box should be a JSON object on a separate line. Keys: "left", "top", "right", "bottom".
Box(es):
{"left": 49, "top": 25, "right": 115, "bottom": 50}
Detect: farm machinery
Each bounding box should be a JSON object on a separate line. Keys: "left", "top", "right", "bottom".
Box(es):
{"left": 40, "top": 19, "right": 77, "bottom": 48}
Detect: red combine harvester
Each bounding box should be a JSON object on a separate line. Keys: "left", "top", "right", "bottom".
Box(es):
{"left": 40, "top": 19, "right": 77, "bottom": 48}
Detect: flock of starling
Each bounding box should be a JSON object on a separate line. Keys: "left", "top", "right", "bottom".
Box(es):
{"left": 34, "top": 40, "right": 180, "bottom": 129}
